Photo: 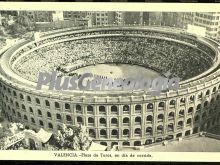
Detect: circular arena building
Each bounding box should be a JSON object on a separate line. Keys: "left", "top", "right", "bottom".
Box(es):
{"left": 1, "top": 26, "right": 220, "bottom": 147}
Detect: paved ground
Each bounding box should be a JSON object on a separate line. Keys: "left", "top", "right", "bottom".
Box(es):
{"left": 143, "top": 137, "right": 220, "bottom": 152}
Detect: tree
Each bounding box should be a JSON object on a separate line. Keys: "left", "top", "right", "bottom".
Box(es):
{"left": 51, "top": 124, "right": 92, "bottom": 151}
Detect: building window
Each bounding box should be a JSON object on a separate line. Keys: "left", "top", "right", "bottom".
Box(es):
{"left": 45, "top": 100, "right": 50, "bottom": 107}
{"left": 146, "top": 127, "right": 152, "bottom": 135}
{"left": 65, "top": 103, "right": 70, "bottom": 110}
{"left": 111, "top": 105, "right": 117, "bottom": 114}
{"left": 135, "top": 117, "right": 141, "bottom": 125}
{"left": 47, "top": 112, "right": 52, "bottom": 118}
{"left": 56, "top": 114, "right": 62, "bottom": 120}
{"left": 24, "top": 115, "right": 28, "bottom": 121}
{"left": 29, "top": 107, "right": 33, "bottom": 114}
{"left": 157, "top": 114, "right": 164, "bottom": 122}
{"left": 27, "top": 96, "right": 31, "bottom": 102}
{"left": 135, "top": 105, "right": 141, "bottom": 113}
{"left": 111, "top": 129, "right": 118, "bottom": 137}
{"left": 38, "top": 109, "right": 42, "bottom": 116}
{"left": 31, "top": 118, "right": 35, "bottom": 124}
{"left": 22, "top": 104, "right": 26, "bottom": 111}
{"left": 36, "top": 98, "right": 40, "bottom": 105}
{"left": 55, "top": 102, "right": 60, "bottom": 109}
{"left": 100, "top": 118, "right": 106, "bottom": 125}
{"left": 99, "top": 106, "right": 105, "bottom": 114}
{"left": 39, "top": 120, "right": 44, "bottom": 126}
{"left": 123, "top": 105, "right": 129, "bottom": 113}
{"left": 123, "top": 117, "right": 129, "bottom": 125}
{"left": 48, "top": 123, "right": 53, "bottom": 129}
{"left": 100, "top": 129, "right": 107, "bottom": 137}
{"left": 87, "top": 105, "right": 93, "bottom": 114}
{"left": 66, "top": 115, "right": 72, "bottom": 122}
{"left": 123, "top": 129, "right": 129, "bottom": 136}
{"left": 77, "top": 116, "right": 83, "bottom": 123}
{"left": 88, "top": 117, "right": 94, "bottom": 125}
{"left": 134, "top": 128, "right": 141, "bottom": 136}
{"left": 157, "top": 125, "right": 163, "bottom": 134}
{"left": 20, "top": 94, "right": 24, "bottom": 100}
{"left": 146, "top": 115, "right": 153, "bottom": 123}
{"left": 111, "top": 118, "right": 118, "bottom": 125}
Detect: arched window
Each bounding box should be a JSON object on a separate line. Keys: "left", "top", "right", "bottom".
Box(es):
{"left": 157, "top": 125, "right": 163, "bottom": 133}
{"left": 123, "top": 129, "right": 129, "bottom": 136}
{"left": 135, "top": 104, "right": 141, "bottom": 113}
{"left": 89, "top": 129, "right": 96, "bottom": 138}
{"left": 76, "top": 104, "right": 81, "bottom": 111}
{"left": 187, "top": 118, "right": 192, "bottom": 125}
{"left": 146, "top": 115, "right": 153, "bottom": 123}
{"left": 36, "top": 98, "right": 40, "bottom": 105}
{"left": 179, "top": 109, "right": 184, "bottom": 116}
{"left": 100, "top": 129, "right": 107, "bottom": 136}
{"left": 13, "top": 91, "right": 17, "bottom": 97}
{"left": 180, "top": 98, "right": 185, "bottom": 104}
{"left": 99, "top": 106, "right": 105, "bottom": 114}
{"left": 123, "top": 105, "right": 129, "bottom": 113}
{"left": 178, "top": 121, "right": 183, "bottom": 127}
{"left": 206, "top": 90, "right": 210, "bottom": 96}
{"left": 66, "top": 115, "right": 72, "bottom": 122}
{"left": 22, "top": 104, "right": 26, "bottom": 111}
{"left": 197, "top": 104, "right": 201, "bottom": 111}
{"left": 146, "top": 127, "right": 152, "bottom": 134}
{"left": 77, "top": 116, "right": 83, "bottom": 123}
{"left": 111, "top": 105, "right": 117, "bottom": 114}
{"left": 20, "top": 94, "right": 24, "bottom": 100}
{"left": 100, "top": 118, "right": 106, "bottom": 124}
{"left": 29, "top": 107, "right": 33, "bottom": 114}
{"left": 24, "top": 115, "right": 28, "bottom": 120}
{"left": 123, "top": 117, "right": 129, "bottom": 125}
{"left": 65, "top": 103, "right": 70, "bottom": 110}
{"left": 111, "top": 118, "right": 118, "bottom": 125}
{"left": 55, "top": 102, "right": 60, "bottom": 109}
{"left": 17, "top": 112, "right": 21, "bottom": 118}
{"left": 47, "top": 112, "right": 51, "bottom": 118}
{"left": 188, "top": 107, "right": 193, "bottom": 114}
{"left": 190, "top": 95, "right": 194, "bottom": 102}
{"left": 213, "top": 87, "right": 217, "bottom": 93}
{"left": 31, "top": 117, "right": 35, "bottom": 124}
{"left": 168, "top": 123, "right": 174, "bottom": 131}
{"left": 38, "top": 109, "right": 42, "bottom": 116}
{"left": 87, "top": 105, "right": 93, "bottom": 114}
{"left": 168, "top": 112, "right": 174, "bottom": 118}
{"left": 111, "top": 129, "right": 118, "bottom": 136}
{"left": 158, "top": 102, "right": 164, "bottom": 108}
{"left": 204, "top": 101, "right": 209, "bottom": 107}
{"left": 147, "top": 103, "right": 153, "bottom": 110}
{"left": 135, "top": 117, "right": 141, "bottom": 124}
{"left": 134, "top": 128, "right": 141, "bottom": 135}
{"left": 45, "top": 100, "right": 50, "bottom": 107}
{"left": 88, "top": 117, "right": 94, "bottom": 124}
{"left": 27, "top": 96, "right": 31, "bottom": 102}
{"left": 15, "top": 102, "right": 19, "bottom": 108}
{"left": 158, "top": 114, "right": 164, "bottom": 121}
{"left": 170, "top": 100, "right": 175, "bottom": 106}
{"left": 56, "top": 114, "right": 62, "bottom": 120}
{"left": 48, "top": 123, "right": 53, "bottom": 129}
{"left": 39, "top": 120, "right": 44, "bottom": 126}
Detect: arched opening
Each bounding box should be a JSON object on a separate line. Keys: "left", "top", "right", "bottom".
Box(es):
{"left": 123, "top": 142, "right": 130, "bottom": 146}
{"left": 145, "top": 139, "right": 152, "bottom": 145}
{"left": 185, "top": 130, "right": 191, "bottom": 136}
{"left": 38, "top": 109, "right": 42, "bottom": 116}
{"left": 47, "top": 112, "right": 51, "bottom": 118}
{"left": 20, "top": 94, "right": 24, "bottom": 100}
{"left": 111, "top": 129, "right": 118, "bottom": 137}
{"left": 123, "top": 105, "right": 129, "bottom": 114}
{"left": 31, "top": 118, "right": 35, "bottom": 124}
{"left": 170, "top": 100, "right": 175, "bottom": 106}
{"left": 179, "top": 109, "right": 184, "bottom": 117}
{"left": 146, "top": 115, "right": 153, "bottom": 123}
{"left": 168, "top": 112, "right": 174, "bottom": 118}
{"left": 146, "top": 127, "right": 152, "bottom": 135}
{"left": 206, "top": 90, "right": 210, "bottom": 96}
{"left": 190, "top": 95, "right": 194, "bottom": 102}
{"left": 87, "top": 105, "right": 93, "bottom": 114}
{"left": 100, "top": 130, "right": 107, "bottom": 137}
{"left": 180, "top": 98, "right": 185, "bottom": 104}
{"left": 24, "top": 115, "right": 28, "bottom": 121}
{"left": 111, "top": 118, "right": 118, "bottom": 125}
{"left": 123, "top": 117, "right": 129, "bottom": 125}
{"left": 111, "top": 105, "right": 118, "bottom": 114}
{"left": 196, "top": 104, "right": 201, "bottom": 111}
{"left": 168, "top": 123, "right": 174, "bottom": 132}
{"left": 147, "top": 103, "right": 153, "bottom": 111}
{"left": 88, "top": 117, "right": 94, "bottom": 125}
{"left": 123, "top": 129, "right": 129, "bottom": 136}
{"left": 65, "top": 103, "right": 70, "bottom": 110}
{"left": 66, "top": 115, "right": 72, "bottom": 122}
{"left": 187, "top": 118, "right": 192, "bottom": 125}
{"left": 99, "top": 106, "right": 105, "bottom": 114}
{"left": 39, "top": 120, "right": 44, "bottom": 126}
{"left": 22, "top": 104, "right": 26, "bottom": 111}
{"left": 157, "top": 125, "right": 163, "bottom": 134}
{"left": 204, "top": 101, "right": 209, "bottom": 108}
{"left": 176, "top": 133, "right": 182, "bottom": 138}
{"left": 27, "top": 96, "right": 31, "bottom": 102}
{"left": 77, "top": 116, "right": 83, "bottom": 123}
{"left": 35, "top": 98, "right": 40, "bottom": 105}
{"left": 135, "top": 116, "right": 141, "bottom": 125}
{"left": 76, "top": 104, "right": 81, "bottom": 112}
{"left": 157, "top": 114, "right": 164, "bottom": 122}
{"left": 100, "top": 118, "right": 106, "bottom": 125}
{"left": 134, "top": 141, "right": 141, "bottom": 146}
{"left": 56, "top": 114, "right": 62, "bottom": 120}
{"left": 45, "top": 100, "right": 50, "bottom": 107}
{"left": 213, "top": 87, "right": 217, "bottom": 93}
{"left": 89, "top": 129, "right": 96, "bottom": 138}
{"left": 135, "top": 104, "right": 142, "bottom": 113}
{"left": 188, "top": 107, "right": 193, "bottom": 114}
{"left": 178, "top": 121, "right": 183, "bottom": 127}
{"left": 158, "top": 102, "right": 165, "bottom": 109}
{"left": 134, "top": 128, "right": 141, "bottom": 136}
{"left": 55, "top": 102, "right": 60, "bottom": 109}
{"left": 100, "top": 142, "right": 107, "bottom": 146}
{"left": 111, "top": 142, "right": 118, "bottom": 147}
